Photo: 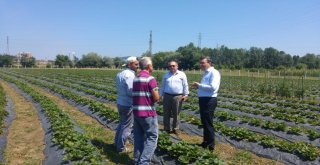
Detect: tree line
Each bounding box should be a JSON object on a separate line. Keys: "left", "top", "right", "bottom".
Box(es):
{"left": 0, "top": 54, "right": 36, "bottom": 67}
{"left": 1, "top": 43, "right": 319, "bottom": 70}
{"left": 152, "top": 43, "right": 320, "bottom": 70}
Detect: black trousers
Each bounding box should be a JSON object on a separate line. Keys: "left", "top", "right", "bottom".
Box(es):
{"left": 199, "top": 97, "right": 217, "bottom": 149}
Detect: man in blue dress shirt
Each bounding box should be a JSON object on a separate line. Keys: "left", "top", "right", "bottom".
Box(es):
{"left": 192, "top": 56, "right": 221, "bottom": 150}
{"left": 114, "top": 56, "right": 139, "bottom": 153}
{"left": 160, "top": 60, "right": 189, "bottom": 134}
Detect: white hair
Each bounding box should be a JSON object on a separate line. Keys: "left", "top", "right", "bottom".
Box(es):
{"left": 126, "top": 56, "right": 137, "bottom": 64}
{"left": 139, "top": 57, "right": 152, "bottom": 69}
{"left": 122, "top": 56, "right": 137, "bottom": 67}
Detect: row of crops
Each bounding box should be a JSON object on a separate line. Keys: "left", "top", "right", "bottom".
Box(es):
{"left": 0, "top": 68, "right": 319, "bottom": 164}
{"left": 0, "top": 69, "right": 224, "bottom": 164}
{"left": 0, "top": 84, "right": 8, "bottom": 135}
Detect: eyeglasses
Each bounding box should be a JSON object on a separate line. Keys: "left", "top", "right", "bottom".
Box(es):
{"left": 168, "top": 65, "right": 176, "bottom": 68}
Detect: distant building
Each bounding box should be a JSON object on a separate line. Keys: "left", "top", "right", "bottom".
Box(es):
{"left": 35, "top": 60, "right": 54, "bottom": 68}
{"left": 13, "top": 52, "right": 33, "bottom": 66}
{"left": 17, "top": 52, "right": 32, "bottom": 58}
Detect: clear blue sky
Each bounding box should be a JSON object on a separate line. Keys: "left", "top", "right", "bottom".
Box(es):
{"left": 1, "top": 0, "right": 319, "bottom": 60}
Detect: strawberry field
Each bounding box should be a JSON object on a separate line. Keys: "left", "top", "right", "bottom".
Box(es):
{"left": 0, "top": 68, "right": 319, "bottom": 165}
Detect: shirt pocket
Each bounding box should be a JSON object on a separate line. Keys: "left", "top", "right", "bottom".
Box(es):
{"left": 165, "top": 78, "right": 171, "bottom": 84}
{"left": 172, "top": 78, "right": 182, "bottom": 84}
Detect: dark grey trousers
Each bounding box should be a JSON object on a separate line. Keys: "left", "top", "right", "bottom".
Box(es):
{"left": 163, "top": 93, "right": 183, "bottom": 131}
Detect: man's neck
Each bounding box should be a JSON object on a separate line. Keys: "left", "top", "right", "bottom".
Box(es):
{"left": 204, "top": 66, "right": 211, "bottom": 71}
{"left": 170, "top": 70, "right": 177, "bottom": 74}
{"left": 126, "top": 67, "right": 134, "bottom": 72}
{"left": 142, "top": 69, "right": 150, "bottom": 74}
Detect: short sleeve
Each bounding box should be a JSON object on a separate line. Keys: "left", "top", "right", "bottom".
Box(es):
{"left": 148, "top": 77, "right": 158, "bottom": 91}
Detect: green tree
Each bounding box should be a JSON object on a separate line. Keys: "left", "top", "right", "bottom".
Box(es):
{"left": 299, "top": 53, "right": 317, "bottom": 69}
{"left": 73, "top": 55, "right": 79, "bottom": 66}
{"left": 246, "top": 47, "right": 263, "bottom": 68}
{"left": 55, "top": 54, "right": 72, "bottom": 68}
{"left": 152, "top": 51, "right": 180, "bottom": 69}
{"left": 263, "top": 47, "right": 280, "bottom": 69}
{"left": 231, "top": 48, "right": 246, "bottom": 69}
{"left": 21, "top": 56, "right": 36, "bottom": 67}
{"left": 113, "top": 57, "right": 122, "bottom": 68}
{"left": 200, "top": 47, "right": 222, "bottom": 69}
{"left": 0, "top": 54, "right": 15, "bottom": 66}
{"left": 102, "top": 56, "right": 113, "bottom": 67}
{"left": 176, "top": 43, "right": 201, "bottom": 70}
{"left": 315, "top": 55, "right": 320, "bottom": 69}
{"left": 78, "top": 52, "right": 103, "bottom": 68}
{"left": 292, "top": 55, "right": 299, "bottom": 66}
{"left": 296, "top": 63, "right": 307, "bottom": 70}
{"left": 209, "top": 48, "right": 222, "bottom": 68}
{"left": 281, "top": 53, "right": 293, "bottom": 67}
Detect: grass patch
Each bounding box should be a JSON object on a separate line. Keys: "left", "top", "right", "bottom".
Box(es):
{"left": 229, "top": 151, "right": 253, "bottom": 165}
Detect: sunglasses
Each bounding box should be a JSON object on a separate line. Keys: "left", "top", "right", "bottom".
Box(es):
{"left": 168, "top": 65, "right": 176, "bottom": 68}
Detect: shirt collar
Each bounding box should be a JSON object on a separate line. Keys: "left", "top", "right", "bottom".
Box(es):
{"left": 205, "top": 67, "right": 214, "bottom": 73}
{"left": 169, "top": 70, "right": 179, "bottom": 75}
{"left": 125, "top": 67, "right": 135, "bottom": 73}
{"left": 139, "top": 70, "right": 150, "bottom": 76}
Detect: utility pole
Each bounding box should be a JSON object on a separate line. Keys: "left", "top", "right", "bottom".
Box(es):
{"left": 198, "top": 32, "right": 202, "bottom": 49}
{"left": 6, "top": 36, "right": 10, "bottom": 55}
{"left": 149, "top": 30, "right": 152, "bottom": 56}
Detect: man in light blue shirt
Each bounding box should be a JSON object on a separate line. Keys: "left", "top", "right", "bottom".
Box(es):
{"left": 160, "top": 60, "right": 189, "bottom": 134}
{"left": 114, "top": 56, "right": 139, "bottom": 153}
{"left": 192, "top": 56, "right": 220, "bottom": 150}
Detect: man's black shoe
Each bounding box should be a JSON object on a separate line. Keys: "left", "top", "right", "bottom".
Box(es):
{"left": 208, "top": 146, "right": 215, "bottom": 151}
{"left": 197, "top": 142, "right": 208, "bottom": 148}
{"left": 197, "top": 124, "right": 204, "bottom": 129}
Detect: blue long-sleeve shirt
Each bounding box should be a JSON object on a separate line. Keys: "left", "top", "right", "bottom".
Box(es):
{"left": 197, "top": 67, "right": 221, "bottom": 97}
{"left": 116, "top": 68, "right": 135, "bottom": 106}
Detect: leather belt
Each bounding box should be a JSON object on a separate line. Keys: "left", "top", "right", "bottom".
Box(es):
{"left": 164, "top": 92, "right": 183, "bottom": 96}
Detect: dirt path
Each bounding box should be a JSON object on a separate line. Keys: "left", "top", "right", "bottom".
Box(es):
{"left": 32, "top": 85, "right": 134, "bottom": 164}
{"left": 0, "top": 80, "right": 45, "bottom": 165}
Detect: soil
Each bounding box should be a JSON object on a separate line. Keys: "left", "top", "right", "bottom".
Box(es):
{"left": 0, "top": 80, "right": 45, "bottom": 165}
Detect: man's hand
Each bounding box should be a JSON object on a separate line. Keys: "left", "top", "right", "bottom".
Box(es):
{"left": 181, "top": 96, "right": 188, "bottom": 102}
{"left": 192, "top": 82, "right": 199, "bottom": 88}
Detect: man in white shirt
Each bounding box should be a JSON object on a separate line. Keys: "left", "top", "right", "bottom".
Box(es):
{"left": 192, "top": 56, "right": 220, "bottom": 150}
{"left": 160, "top": 60, "right": 189, "bottom": 134}
{"left": 114, "top": 56, "right": 139, "bottom": 153}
